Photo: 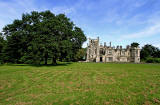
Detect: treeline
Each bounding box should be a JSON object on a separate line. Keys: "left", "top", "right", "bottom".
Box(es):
{"left": 0, "top": 10, "right": 86, "bottom": 65}
{"left": 141, "top": 44, "right": 160, "bottom": 63}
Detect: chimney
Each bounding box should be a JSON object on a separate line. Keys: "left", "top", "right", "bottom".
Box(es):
{"left": 117, "top": 46, "right": 119, "bottom": 49}
{"left": 120, "top": 46, "right": 122, "bottom": 49}
{"left": 126, "top": 45, "right": 130, "bottom": 49}
{"left": 89, "top": 38, "right": 91, "bottom": 44}
{"left": 109, "top": 42, "right": 111, "bottom": 47}
{"left": 104, "top": 42, "right": 106, "bottom": 46}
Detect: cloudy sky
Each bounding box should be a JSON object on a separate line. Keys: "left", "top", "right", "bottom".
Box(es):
{"left": 0, "top": 0, "right": 160, "bottom": 48}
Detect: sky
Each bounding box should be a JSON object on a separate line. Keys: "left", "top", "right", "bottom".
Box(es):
{"left": 0, "top": 0, "right": 160, "bottom": 48}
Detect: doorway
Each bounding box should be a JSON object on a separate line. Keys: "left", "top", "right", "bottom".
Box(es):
{"left": 100, "top": 57, "right": 103, "bottom": 62}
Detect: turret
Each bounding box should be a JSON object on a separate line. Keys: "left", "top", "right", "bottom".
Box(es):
{"left": 130, "top": 43, "right": 140, "bottom": 63}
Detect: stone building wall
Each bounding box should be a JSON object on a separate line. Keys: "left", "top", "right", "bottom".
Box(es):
{"left": 86, "top": 37, "right": 140, "bottom": 63}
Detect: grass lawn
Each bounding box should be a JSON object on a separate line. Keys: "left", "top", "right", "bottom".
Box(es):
{"left": 0, "top": 63, "right": 160, "bottom": 105}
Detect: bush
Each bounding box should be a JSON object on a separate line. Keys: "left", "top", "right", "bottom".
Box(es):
{"left": 146, "top": 58, "right": 160, "bottom": 63}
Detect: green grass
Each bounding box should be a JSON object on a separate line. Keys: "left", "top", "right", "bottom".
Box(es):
{"left": 0, "top": 63, "right": 160, "bottom": 105}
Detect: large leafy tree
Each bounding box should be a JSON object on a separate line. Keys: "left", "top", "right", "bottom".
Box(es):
{"left": 2, "top": 10, "right": 86, "bottom": 64}
{"left": 3, "top": 17, "right": 30, "bottom": 63}
{"left": 70, "top": 27, "right": 87, "bottom": 61}
{"left": 141, "top": 44, "right": 160, "bottom": 60}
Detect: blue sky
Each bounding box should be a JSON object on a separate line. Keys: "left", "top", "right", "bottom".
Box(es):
{"left": 0, "top": 0, "right": 160, "bottom": 48}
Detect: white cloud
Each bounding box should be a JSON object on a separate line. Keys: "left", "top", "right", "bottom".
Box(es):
{"left": 52, "top": 7, "right": 75, "bottom": 15}
{"left": 121, "top": 23, "right": 160, "bottom": 39}
{"left": 0, "top": 0, "right": 79, "bottom": 32}
{"left": 155, "top": 44, "right": 160, "bottom": 48}
{"left": 0, "top": 0, "right": 40, "bottom": 31}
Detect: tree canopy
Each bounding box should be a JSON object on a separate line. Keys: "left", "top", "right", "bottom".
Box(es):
{"left": 1, "top": 10, "right": 86, "bottom": 65}
{"left": 131, "top": 42, "right": 139, "bottom": 48}
{"left": 141, "top": 44, "right": 160, "bottom": 60}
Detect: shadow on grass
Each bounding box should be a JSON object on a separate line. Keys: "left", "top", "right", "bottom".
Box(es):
{"left": 0, "top": 62, "right": 73, "bottom": 67}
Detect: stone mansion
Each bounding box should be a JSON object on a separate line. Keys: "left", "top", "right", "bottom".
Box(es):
{"left": 86, "top": 37, "right": 140, "bottom": 63}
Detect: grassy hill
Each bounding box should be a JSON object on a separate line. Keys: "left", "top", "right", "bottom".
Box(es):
{"left": 0, "top": 63, "right": 160, "bottom": 105}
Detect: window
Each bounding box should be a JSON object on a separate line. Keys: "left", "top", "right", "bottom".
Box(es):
{"left": 108, "top": 50, "right": 112, "bottom": 55}
{"left": 100, "top": 57, "right": 103, "bottom": 62}
{"left": 100, "top": 49, "right": 103, "bottom": 54}
{"left": 103, "top": 51, "right": 105, "bottom": 55}
{"left": 109, "top": 57, "right": 113, "bottom": 61}
{"left": 121, "top": 50, "right": 125, "bottom": 56}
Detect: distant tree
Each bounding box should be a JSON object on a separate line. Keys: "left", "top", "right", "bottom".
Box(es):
{"left": 131, "top": 42, "right": 139, "bottom": 47}
{"left": 154, "top": 50, "right": 160, "bottom": 58}
{"left": 0, "top": 33, "right": 6, "bottom": 63}
{"left": 0, "top": 33, "right": 3, "bottom": 52}
{"left": 74, "top": 48, "right": 87, "bottom": 61}
{"left": 141, "top": 44, "right": 160, "bottom": 60}
{"left": 0, "top": 33, "right": 4, "bottom": 63}
{"left": 2, "top": 10, "right": 86, "bottom": 65}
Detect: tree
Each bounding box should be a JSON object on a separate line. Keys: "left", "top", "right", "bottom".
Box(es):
{"left": 0, "top": 33, "right": 5, "bottom": 63}
{"left": 131, "top": 42, "right": 139, "bottom": 47}
{"left": 0, "top": 33, "right": 3, "bottom": 52}
{"left": 3, "top": 18, "right": 30, "bottom": 63}
{"left": 74, "top": 48, "right": 87, "bottom": 61}
{"left": 141, "top": 44, "right": 160, "bottom": 60}
{"left": 2, "top": 10, "right": 86, "bottom": 65}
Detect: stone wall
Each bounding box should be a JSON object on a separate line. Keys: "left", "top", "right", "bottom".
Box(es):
{"left": 86, "top": 37, "right": 140, "bottom": 63}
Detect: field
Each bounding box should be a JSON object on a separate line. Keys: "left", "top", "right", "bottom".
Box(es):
{"left": 0, "top": 63, "right": 160, "bottom": 105}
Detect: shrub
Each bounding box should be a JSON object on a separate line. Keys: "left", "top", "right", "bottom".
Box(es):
{"left": 146, "top": 58, "right": 160, "bottom": 63}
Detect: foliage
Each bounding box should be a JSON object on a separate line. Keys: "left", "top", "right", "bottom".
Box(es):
{"left": 131, "top": 42, "right": 139, "bottom": 47}
{"left": 2, "top": 10, "right": 86, "bottom": 64}
{"left": 0, "top": 33, "right": 3, "bottom": 54}
{"left": 74, "top": 48, "right": 87, "bottom": 61}
{"left": 0, "top": 63, "right": 160, "bottom": 104}
{"left": 145, "top": 57, "right": 160, "bottom": 63}
{"left": 140, "top": 44, "right": 160, "bottom": 60}
{"left": 0, "top": 33, "right": 6, "bottom": 64}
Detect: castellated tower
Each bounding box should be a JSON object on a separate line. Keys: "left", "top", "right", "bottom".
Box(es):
{"left": 86, "top": 37, "right": 100, "bottom": 62}
{"left": 86, "top": 37, "right": 140, "bottom": 63}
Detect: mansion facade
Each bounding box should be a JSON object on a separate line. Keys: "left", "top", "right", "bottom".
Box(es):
{"left": 86, "top": 37, "right": 140, "bottom": 63}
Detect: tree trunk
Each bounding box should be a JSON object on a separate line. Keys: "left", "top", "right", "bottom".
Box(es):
{"left": 59, "top": 57, "right": 62, "bottom": 62}
{"left": 44, "top": 53, "right": 48, "bottom": 65}
{"left": 45, "top": 57, "right": 47, "bottom": 65}
{"left": 52, "top": 57, "right": 57, "bottom": 65}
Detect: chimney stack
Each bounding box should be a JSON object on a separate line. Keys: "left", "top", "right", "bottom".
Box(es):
{"left": 109, "top": 42, "right": 111, "bottom": 47}
{"left": 120, "top": 46, "right": 122, "bottom": 49}
{"left": 117, "top": 46, "right": 119, "bottom": 49}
